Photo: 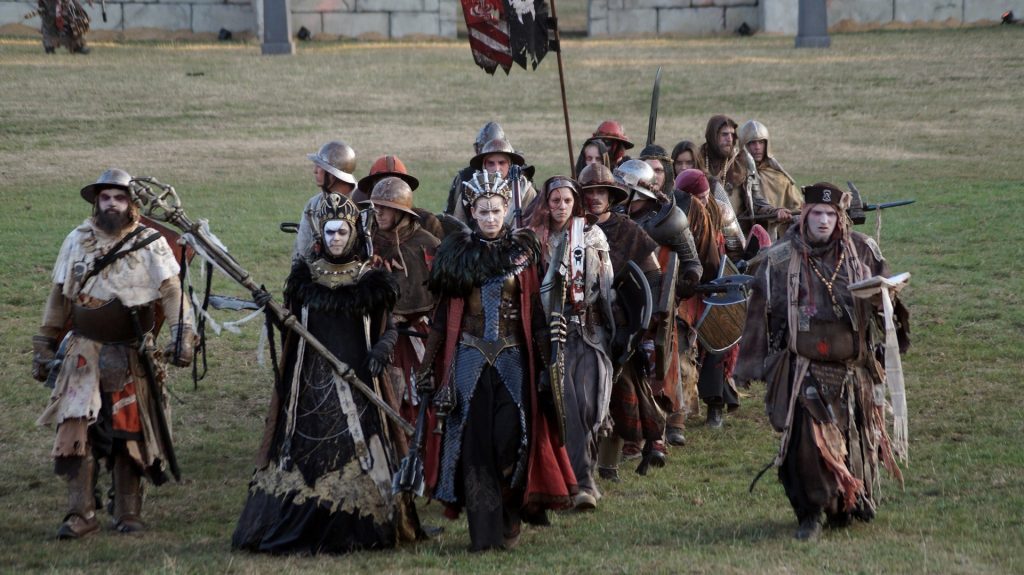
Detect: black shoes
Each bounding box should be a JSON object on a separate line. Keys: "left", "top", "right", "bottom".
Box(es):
{"left": 705, "top": 405, "right": 724, "bottom": 429}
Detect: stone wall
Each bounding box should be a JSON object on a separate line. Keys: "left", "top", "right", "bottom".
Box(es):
{"left": 763, "top": 0, "right": 1024, "bottom": 35}
{"left": 0, "top": 0, "right": 458, "bottom": 39}
{"left": 588, "top": 0, "right": 1024, "bottom": 36}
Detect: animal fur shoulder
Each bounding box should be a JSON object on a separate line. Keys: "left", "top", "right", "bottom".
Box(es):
{"left": 427, "top": 228, "right": 540, "bottom": 298}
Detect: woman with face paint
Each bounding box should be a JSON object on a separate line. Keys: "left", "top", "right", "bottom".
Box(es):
{"left": 418, "top": 170, "right": 577, "bottom": 551}
{"left": 233, "top": 193, "right": 421, "bottom": 554}
{"left": 526, "top": 176, "right": 615, "bottom": 510}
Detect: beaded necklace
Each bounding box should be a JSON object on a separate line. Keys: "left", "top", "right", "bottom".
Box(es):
{"left": 807, "top": 250, "right": 846, "bottom": 317}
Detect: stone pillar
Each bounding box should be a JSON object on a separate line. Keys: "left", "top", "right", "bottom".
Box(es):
{"left": 262, "top": 0, "right": 294, "bottom": 55}
{"left": 794, "top": 0, "right": 829, "bottom": 48}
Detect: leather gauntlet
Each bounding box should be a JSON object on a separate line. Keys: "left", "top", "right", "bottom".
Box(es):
{"left": 164, "top": 324, "right": 196, "bottom": 368}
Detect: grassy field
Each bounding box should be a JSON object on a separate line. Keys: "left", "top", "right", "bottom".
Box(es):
{"left": 1, "top": 27, "right": 1023, "bottom": 574}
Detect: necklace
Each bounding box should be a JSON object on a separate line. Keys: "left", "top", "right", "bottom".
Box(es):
{"left": 807, "top": 250, "right": 846, "bottom": 317}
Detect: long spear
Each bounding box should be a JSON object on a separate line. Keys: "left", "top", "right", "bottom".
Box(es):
{"left": 129, "top": 177, "right": 413, "bottom": 436}
{"left": 548, "top": 0, "right": 575, "bottom": 177}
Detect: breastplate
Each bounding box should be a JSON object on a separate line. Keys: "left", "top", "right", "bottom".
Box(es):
{"left": 462, "top": 274, "right": 521, "bottom": 340}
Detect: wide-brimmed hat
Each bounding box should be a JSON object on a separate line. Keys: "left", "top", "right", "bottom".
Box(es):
{"left": 579, "top": 163, "right": 629, "bottom": 204}
{"left": 80, "top": 168, "right": 132, "bottom": 203}
{"left": 307, "top": 141, "right": 357, "bottom": 185}
{"left": 469, "top": 138, "right": 525, "bottom": 170}
{"left": 359, "top": 177, "right": 419, "bottom": 219}
{"left": 357, "top": 155, "right": 419, "bottom": 193}
{"left": 593, "top": 120, "right": 634, "bottom": 150}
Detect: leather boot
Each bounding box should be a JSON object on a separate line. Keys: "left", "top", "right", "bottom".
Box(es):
{"left": 795, "top": 517, "right": 822, "bottom": 541}
{"left": 596, "top": 436, "right": 623, "bottom": 482}
{"left": 112, "top": 454, "right": 145, "bottom": 533}
{"left": 705, "top": 405, "right": 724, "bottom": 429}
{"left": 56, "top": 455, "right": 100, "bottom": 540}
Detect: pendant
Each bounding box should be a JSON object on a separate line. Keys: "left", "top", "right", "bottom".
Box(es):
{"left": 833, "top": 303, "right": 843, "bottom": 318}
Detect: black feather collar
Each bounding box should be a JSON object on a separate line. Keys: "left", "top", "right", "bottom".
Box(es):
{"left": 427, "top": 228, "right": 540, "bottom": 298}
{"left": 285, "top": 261, "right": 399, "bottom": 316}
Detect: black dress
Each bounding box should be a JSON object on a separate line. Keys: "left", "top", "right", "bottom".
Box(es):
{"left": 232, "top": 260, "right": 408, "bottom": 555}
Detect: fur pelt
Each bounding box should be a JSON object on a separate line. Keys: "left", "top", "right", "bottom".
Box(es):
{"left": 427, "top": 228, "right": 540, "bottom": 298}
{"left": 284, "top": 260, "right": 399, "bottom": 317}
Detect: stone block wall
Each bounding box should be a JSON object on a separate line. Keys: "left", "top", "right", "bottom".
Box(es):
{"left": 0, "top": 0, "right": 458, "bottom": 39}
{"left": 761, "top": 0, "right": 1024, "bottom": 35}
{"left": 589, "top": 0, "right": 761, "bottom": 36}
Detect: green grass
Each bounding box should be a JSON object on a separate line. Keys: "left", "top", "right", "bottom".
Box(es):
{"left": 1, "top": 27, "right": 1023, "bottom": 573}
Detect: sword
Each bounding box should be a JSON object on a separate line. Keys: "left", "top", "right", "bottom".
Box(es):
{"left": 645, "top": 67, "right": 662, "bottom": 149}
{"left": 509, "top": 164, "right": 524, "bottom": 229}
{"left": 130, "top": 307, "right": 181, "bottom": 482}
{"left": 44, "top": 332, "right": 74, "bottom": 390}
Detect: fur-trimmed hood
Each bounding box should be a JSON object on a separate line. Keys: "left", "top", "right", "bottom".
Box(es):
{"left": 285, "top": 260, "right": 399, "bottom": 317}
{"left": 427, "top": 227, "right": 540, "bottom": 298}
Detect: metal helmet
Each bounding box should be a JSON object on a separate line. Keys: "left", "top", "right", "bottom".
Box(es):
{"left": 614, "top": 159, "right": 658, "bottom": 201}
{"left": 308, "top": 141, "right": 357, "bottom": 185}
{"left": 469, "top": 138, "right": 525, "bottom": 170}
{"left": 80, "top": 168, "right": 132, "bottom": 203}
{"left": 474, "top": 121, "right": 506, "bottom": 154}
{"left": 579, "top": 163, "right": 629, "bottom": 205}
{"left": 357, "top": 154, "right": 419, "bottom": 193}
{"left": 738, "top": 120, "right": 770, "bottom": 148}
{"left": 593, "top": 120, "right": 634, "bottom": 150}
{"left": 366, "top": 176, "right": 419, "bottom": 218}
{"left": 314, "top": 192, "right": 360, "bottom": 236}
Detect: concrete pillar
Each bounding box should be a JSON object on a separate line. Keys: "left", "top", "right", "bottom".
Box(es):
{"left": 262, "top": 0, "right": 294, "bottom": 55}
{"left": 794, "top": 0, "right": 829, "bottom": 48}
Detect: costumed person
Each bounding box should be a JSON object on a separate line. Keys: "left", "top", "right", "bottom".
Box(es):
{"left": 420, "top": 170, "right": 576, "bottom": 551}
{"left": 233, "top": 192, "right": 420, "bottom": 554}
{"left": 574, "top": 137, "right": 612, "bottom": 177}
{"left": 293, "top": 140, "right": 358, "bottom": 263}
{"left": 37, "top": 0, "right": 90, "bottom": 54}
{"left": 672, "top": 169, "right": 743, "bottom": 430}
{"left": 738, "top": 120, "right": 802, "bottom": 239}
{"left": 360, "top": 176, "right": 441, "bottom": 425}
{"left": 736, "top": 183, "right": 910, "bottom": 541}
{"left": 526, "top": 175, "right": 614, "bottom": 510}
{"left": 671, "top": 139, "right": 703, "bottom": 179}
{"left": 578, "top": 163, "right": 664, "bottom": 480}
{"left": 699, "top": 115, "right": 789, "bottom": 234}
{"left": 444, "top": 121, "right": 506, "bottom": 216}
{"left": 354, "top": 155, "right": 445, "bottom": 240}
{"left": 448, "top": 138, "right": 537, "bottom": 227}
{"left": 32, "top": 169, "right": 195, "bottom": 538}
{"left": 591, "top": 120, "right": 634, "bottom": 167}
{"left": 638, "top": 144, "right": 675, "bottom": 199}
{"left": 616, "top": 160, "right": 703, "bottom": 450}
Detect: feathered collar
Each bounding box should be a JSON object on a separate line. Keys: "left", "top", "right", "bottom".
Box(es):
{"left": 427, "top": 227, "right": 540, "bottom": 298}
{"left": 285, "top": 260, "right": 399, "bottom": 316}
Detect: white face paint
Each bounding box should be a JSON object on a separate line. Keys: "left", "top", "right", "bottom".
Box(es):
{"left": 323, "top": 220, "right": 353, "bottom": 257}
{"left": 471, "top": 197, "right": 508, "bottom": 239}
{"left": 805, "top": 204, "right": 839, "bottom": 243}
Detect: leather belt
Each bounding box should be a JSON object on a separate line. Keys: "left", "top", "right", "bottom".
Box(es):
{"left": 72, "top": 299, "right": 154, "bottom": 344}
{"left": 459, "top": 332, "right": 522, "bottom": 365}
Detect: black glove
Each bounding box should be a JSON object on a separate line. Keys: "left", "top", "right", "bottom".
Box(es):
{"left": 679, "top": 270, "right": 700, "bottom": 299}
{"left": 365, "top": 342, "right": 390, "bottom": 378}
{"left": 252, "top": 285, "right": 273, "bottom": 308}
{"left": 31, "top": 335, "right": 57, "bottom": 383}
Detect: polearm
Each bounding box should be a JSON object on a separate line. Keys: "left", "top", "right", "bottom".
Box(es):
{"left": 548, "top": 0, "right": 575, "bottom": 177}
{"left": 739, "top": 199, "right": 916, "bottom": 221}
{"left": 129, "top": 177, "right": 414, "bottom": 436}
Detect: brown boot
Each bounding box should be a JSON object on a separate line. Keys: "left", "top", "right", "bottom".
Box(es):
{"left": 112, "top": 454, "right": 145, "bottom": 533}
{"left": 56, "top": 455, "right": 100, "bottom": 540}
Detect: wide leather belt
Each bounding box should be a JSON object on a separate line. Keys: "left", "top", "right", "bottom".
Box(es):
{"left": 72, "top": 299, "right": 154, "bottom": 344}
{"left": 459, "top": 332, "right": 522, "bottom": 365}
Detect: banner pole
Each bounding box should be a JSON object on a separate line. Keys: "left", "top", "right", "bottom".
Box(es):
{"left": 548, "top": 0, "right": 575, "bottom": 178}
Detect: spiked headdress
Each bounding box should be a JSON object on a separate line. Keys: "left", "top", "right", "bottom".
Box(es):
{"left": 462, "top": 169, "right": 512, "bottom": 207}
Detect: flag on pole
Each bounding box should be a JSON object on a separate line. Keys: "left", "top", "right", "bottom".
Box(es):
{"left": 461, "top": 0, "right": 550, "bottom": 75}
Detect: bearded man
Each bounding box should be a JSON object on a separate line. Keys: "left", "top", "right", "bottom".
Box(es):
{"left": 737, "top": 183, "right": 910, "bottom": 541}
{"left": 361, "top": 177, "right": 441, "bottom": 425}
{"left": 700, "top": 115, "right": 790, "bottom": 234}
{"left": 293, "top": 140, "right": 358, "bottom": 263}
{"left": 32, "top": 169, "right": 195, "bottom": 538}
{"left": 738, "top": 120, "right": 802, "bottom": 239}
